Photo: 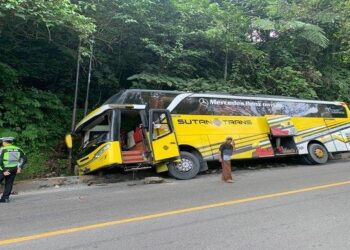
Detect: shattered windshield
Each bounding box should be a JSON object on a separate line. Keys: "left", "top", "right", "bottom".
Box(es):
{"left": 78, "top": 112, "right": 112, "bottom": 156}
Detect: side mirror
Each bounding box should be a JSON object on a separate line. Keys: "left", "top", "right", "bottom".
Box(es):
{"left": 65, "top": 134, "right": 73, "bottom": 149}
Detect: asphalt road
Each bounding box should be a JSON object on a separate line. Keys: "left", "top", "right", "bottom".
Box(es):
{"left": 1, "top": 160, "right": 350, "bottom": 250}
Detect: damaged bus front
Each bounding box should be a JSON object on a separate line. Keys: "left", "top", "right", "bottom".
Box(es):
{"left": 69, "top": 103, "right": 180, "bottom": 176}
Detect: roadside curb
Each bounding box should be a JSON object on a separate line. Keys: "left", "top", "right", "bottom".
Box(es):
{"left": 1, "top": 175, "right": 166, "bottom": 194}
{"left": 2, "top": 153, "right": 350, "bottom": 194}
{"left": 0, "top": 176, "right": 81, "bottom": 194}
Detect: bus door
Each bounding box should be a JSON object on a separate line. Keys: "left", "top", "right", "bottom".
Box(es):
{"left": 149, "top": 109, "right": 180, "bottom": 161}
{"left": 324, "top": 118, "right": 349, "bottom": 151}
{"left": 119, "top": 109, "right": 150, "bottom": 164}
{"left": 265, "top": 115, "right": 298, "bottom": 154}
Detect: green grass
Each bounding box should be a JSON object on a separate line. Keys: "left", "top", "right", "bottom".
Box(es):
{"left": 16, "top": 151, "right": 71, "bottom": 180}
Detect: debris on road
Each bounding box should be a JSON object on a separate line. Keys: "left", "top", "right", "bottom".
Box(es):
{"left": 144, "top": 177, "right": 164, "bottom": 184}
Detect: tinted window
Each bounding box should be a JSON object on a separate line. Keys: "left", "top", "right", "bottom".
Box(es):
{"left": 173, "top": 97, "right": 347, "bottom": 118}
{"left": 211, "top": 99, "right": 260, "bottom": 116}
{"left": 146, "top": 92, "right": 179, "bottom": 109}
{"left": 172, "top": 97, "right": 213, "bottom": 115}
{"left": 321, "top": 104, "right": 347, "bottom": 118}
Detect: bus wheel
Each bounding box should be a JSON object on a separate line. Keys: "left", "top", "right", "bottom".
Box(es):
{"left": 168, "top": 151, "right": 200, "bottom": 180}
{"left": 306, "top": 143, "right": 329, "bottom": 164}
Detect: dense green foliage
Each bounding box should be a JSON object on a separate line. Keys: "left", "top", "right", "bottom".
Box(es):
{"left": 0, "top": 0, "right": 349, "bottom": 177}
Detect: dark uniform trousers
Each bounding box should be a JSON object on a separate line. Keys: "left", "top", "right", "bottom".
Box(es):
{"left": 0, "top": 169, "right": 17, "bottom": 200}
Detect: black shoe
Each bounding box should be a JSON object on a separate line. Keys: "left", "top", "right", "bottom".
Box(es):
{"left": 0, "top": 198, "right": 9, "bottom": 203}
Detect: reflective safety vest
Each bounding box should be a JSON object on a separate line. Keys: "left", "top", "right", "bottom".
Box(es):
{"left": 0, "top": 145, "right": 25, "bottom": 170}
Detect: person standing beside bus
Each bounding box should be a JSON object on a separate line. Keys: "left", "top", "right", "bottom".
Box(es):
{"left": 0, "top": 137, "right": 27, "bottom": 203}
{"left": 219, "top": 137, "right": 234, "bottom": 183}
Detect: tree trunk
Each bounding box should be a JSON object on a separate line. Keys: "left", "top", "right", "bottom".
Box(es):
{"left": 224, "top": 47, "right": 228, "bottom": 82}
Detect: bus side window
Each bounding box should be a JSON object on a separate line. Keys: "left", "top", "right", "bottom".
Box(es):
{"left": 321, "top": 111, "right": 332, "bottom": 118}
{"left": 152, "top": 112, "right": 171, "bottom": 139}
{"left": 173, "top": 97, "right": 213, "bottom": 115}
{"left": 318, "top": 104, "right": 332, "bottom": 118}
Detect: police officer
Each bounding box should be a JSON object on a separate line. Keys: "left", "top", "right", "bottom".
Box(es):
{"left": 0, "top": 137, "right": 27, "bottom": 203}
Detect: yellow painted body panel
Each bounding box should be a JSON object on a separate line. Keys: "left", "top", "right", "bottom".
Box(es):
{"left": 76, "top": 141, "right": 122, "bottom": 174}
{"left": 151, "top": 132, "right": 180, "bottom": 161}
{"left": 324, "top": 118, "right": 350, "bottom": 151}
{"left": 176, "top": 135, "right": 211, "bottom": 158}
{"left": 172, "top": 115, "right": 270, "bottom": 135}
{"left": 172, "top": 115, "right": 274, "bottom": 160}
{"left": 173, "top": 113, "right": 350, "bottom": 160}
{"left": 291, "top": 117, "right": 347, "bottom": 144}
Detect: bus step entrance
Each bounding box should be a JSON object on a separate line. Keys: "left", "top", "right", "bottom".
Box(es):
{"left": 122, "top": 150, "right": 148, "bottom": 163}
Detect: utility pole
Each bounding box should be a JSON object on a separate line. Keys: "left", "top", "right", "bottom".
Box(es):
{"left": 71, "top": 38, "right": 82, "bottom": 132}
{"left": 68, "top": 38, "right": 82, "bottom": 174}
{"left": 84, "top": 42, "right": 94, "bottom": 116}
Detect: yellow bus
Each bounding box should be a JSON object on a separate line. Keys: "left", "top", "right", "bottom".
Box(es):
{"left": 68, "top": 89, "right": 350, "bottom": 179}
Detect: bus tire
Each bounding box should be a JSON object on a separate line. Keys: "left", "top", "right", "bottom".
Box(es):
{"left": 306, "top": 143, "right": 329, "bottom": 164}
{"left": 168, "top": 151, "right": 200, "bottom": 180}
